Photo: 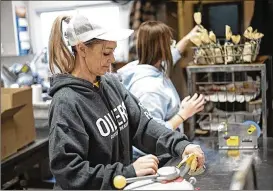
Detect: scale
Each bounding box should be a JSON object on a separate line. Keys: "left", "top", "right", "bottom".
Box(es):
{"left": 218, "top": 121, "right": 261, "bottom": 149}
{"left": 123, "top": 167, "right": 196, "bottom": 190}
{"left": 113, "top": 154, "right": 200, "bottom": 190}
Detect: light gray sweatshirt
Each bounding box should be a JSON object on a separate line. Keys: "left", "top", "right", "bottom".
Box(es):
{"left": 117, "top": 47, "right": 183, "bottom": 132}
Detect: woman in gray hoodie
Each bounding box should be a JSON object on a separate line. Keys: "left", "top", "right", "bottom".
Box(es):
{"left": 48, "top": 14, "right": 205, "bottom": 189}
{"left": 118, "top": 21, "right": 205, "bottom": 160}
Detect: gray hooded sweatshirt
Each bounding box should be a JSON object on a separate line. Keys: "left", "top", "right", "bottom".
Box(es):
{"left": 48, "top": 73, "right": 190, "bottom": 190}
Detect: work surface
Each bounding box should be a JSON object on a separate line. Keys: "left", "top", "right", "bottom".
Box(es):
{"left": 1, "top": 128, "right": 50, "bottom": 189}
{"left": 2, "top": 128, "right": 48, "bottom": 167}
{"left": 2, "top": 128, "right": 272, "bottom": 190}
{"left": 165, "top": 137, "right": 273, "bottom": 190}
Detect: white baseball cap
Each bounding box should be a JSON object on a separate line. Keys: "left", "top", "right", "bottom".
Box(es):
{"left": 65, "top": 14, "right": 133, "bottom": 46}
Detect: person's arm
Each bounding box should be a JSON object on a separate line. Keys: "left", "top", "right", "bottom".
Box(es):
{"left": 136, "top": 92, "right": 205, "bottom": 132}
{"left": 172, "top": 25, "right": 201, "bottom": 65}
{"left": 137, "top": 92, "right": 183, "bottom": 130}
{"left": 168, "top": 112, "right": 185, "bottom": 130}
{"left": 175, "top": 36, "right": 191, "bottom": 56}
{"left": 171, "top": 35, "right": 191, "bottom": 66}
{"left": 48, "top": 99, "right": 135, "bottom": 190}
{"left": 111, "top": 75, "right": 191, "bottom": 157}
{"left": 171, "top": 46, "right": 183, "bottom": 65}
{"left": 126, "top": 92, "right": 190, "bottom": 157}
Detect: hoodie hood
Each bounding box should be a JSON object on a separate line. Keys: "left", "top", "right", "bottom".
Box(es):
{"left": 117, "top": 47, "right": 182, "bottom": 90}
{"left": 117, "top": 61, "right": 164, "bottom": 90}
{"left": 49, "top": 74, "right": 99, "bottom": 97}
{"left": 117, "top": 58, "right": 183, "bottom": 134}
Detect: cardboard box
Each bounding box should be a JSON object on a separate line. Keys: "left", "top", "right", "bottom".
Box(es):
{"left": 1, "top": 88, "right": 36, "bottom": 159}
{"left": 1, "top": 105, "right": 24, "bottom": 159}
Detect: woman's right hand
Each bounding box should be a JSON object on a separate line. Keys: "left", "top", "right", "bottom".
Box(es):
{"left": 184, "top": 25, "right": 202, "bottom": 41}
{"left": 179, "top": 93, "right": 205, "bottom": 120}
{"left": 132, "top": 154, "right": 159, "bottom": 176}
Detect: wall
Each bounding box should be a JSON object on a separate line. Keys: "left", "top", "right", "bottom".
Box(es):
{"left": 1, "top": 1, "right": 28, "bottom": 56}
{"left": 2, "top": 1, "right": 133, "bottom": 69}
{"left": 27, "top": 1, "right": 133, "bottom": 55}
{"left": 1, "top": 1, "right": 17, "bottom": 56}
{"left": 1, "top": 1, "right": 33, "bottom": 67}
{"left": 1, "top": 54, "right": 34, "bottom": 67}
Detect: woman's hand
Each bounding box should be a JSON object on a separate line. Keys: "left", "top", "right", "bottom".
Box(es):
{"left": 175, "top": 25, "right": 202, "bottom": 54}
{"left": 132, "top": 154, "right": 159, "bottom": 176}
{"left": 182, "top": 144, "right": 205, "bottom": 168}
{"left": 178, "top": 93, "right": 205, "bottom": 120}
{"left": 185, "top": 25, "right": 201, "bottom": 41}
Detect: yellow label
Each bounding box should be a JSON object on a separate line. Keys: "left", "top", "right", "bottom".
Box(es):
{"left": 226, "top": 136, "right": 239, "bottom": 146}
{"left": 21, "top": 65, "right": 28, "bottom": 73}
{"left": 227, "top": 150, "right": 240, "bottom": 157}
{"left": 93, "top": 81, "right": 100, "bottom": 88}
{"left": 247, "top": 125, "right": 256, "bottom": 135}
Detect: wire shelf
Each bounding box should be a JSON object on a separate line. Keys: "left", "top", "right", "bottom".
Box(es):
{"left": 192, "top": 39, "right": 261, "bottom": 65}
{"left": 186, "top": 62, "right": 267, "bottom": 142}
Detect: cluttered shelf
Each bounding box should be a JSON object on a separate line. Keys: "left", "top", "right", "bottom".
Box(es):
{"left": 185, "top": 13, "right": 272, "bottom": 139}
{"left": 185, "top": 54, "right": 272, "bottom": 140}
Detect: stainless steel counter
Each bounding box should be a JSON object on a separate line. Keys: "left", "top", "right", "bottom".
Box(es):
{"left": 165, "top": 137, "right": 273, "bottom": 190}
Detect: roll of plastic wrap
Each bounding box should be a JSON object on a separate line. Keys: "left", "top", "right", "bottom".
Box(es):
{"left": 10, "top": 84, "right": 19, "bottom": 88}
{"left": 243, "top": 120, "right": 261, "bottom": 137}
{"left": 31, "top": 84, "right": 42, "bottom": 103}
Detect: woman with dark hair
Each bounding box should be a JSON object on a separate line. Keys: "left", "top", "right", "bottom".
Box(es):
{"left": 118, "top": 21, "right": 205, "bottom": 160}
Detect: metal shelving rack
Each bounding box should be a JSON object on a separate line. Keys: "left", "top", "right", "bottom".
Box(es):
{"left": 186, "top": 62, "right": 268, "bottom": 141}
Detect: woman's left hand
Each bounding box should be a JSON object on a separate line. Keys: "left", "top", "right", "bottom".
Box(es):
{"left": 182, "top": 144, "right": 205, "bottom": 168}
{"left": 179, "top": 93, "right": 205, "bottom": 120}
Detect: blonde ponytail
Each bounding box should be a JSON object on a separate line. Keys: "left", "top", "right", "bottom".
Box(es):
{"left": 49, "top": 15, "right": 75, "bottom": 74}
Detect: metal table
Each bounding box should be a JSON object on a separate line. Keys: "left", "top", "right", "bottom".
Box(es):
{"left": 164, "top": 137, "right": 273, "bottom": 190}
{"left": 1, "top": 128, "right": 51, "bottom": 189}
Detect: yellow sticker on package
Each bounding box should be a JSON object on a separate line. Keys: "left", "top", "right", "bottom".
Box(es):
{"left": 226, "top": 136, "right": 239, "bottom": 146}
